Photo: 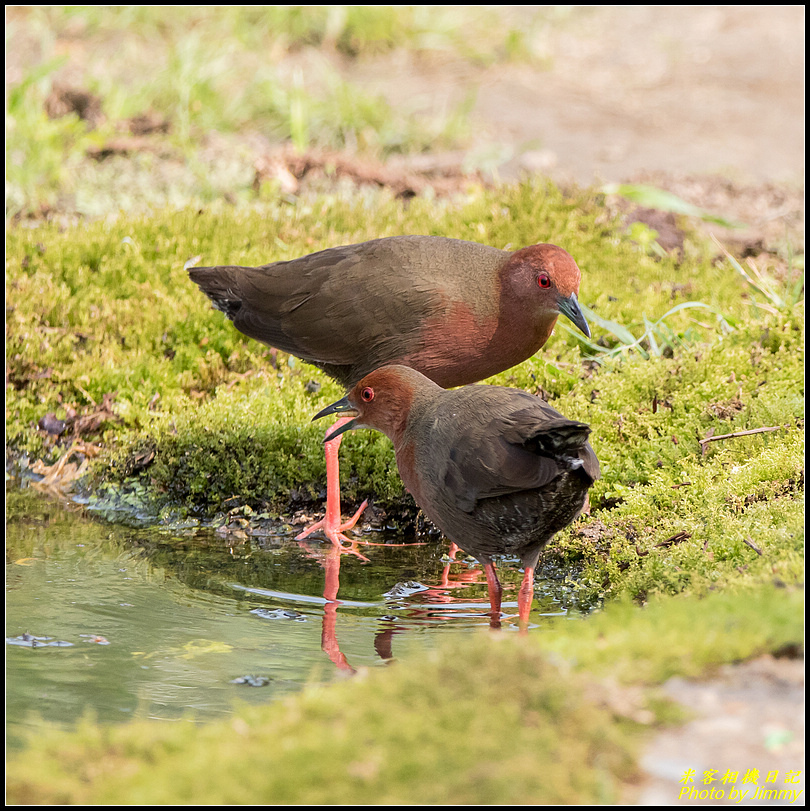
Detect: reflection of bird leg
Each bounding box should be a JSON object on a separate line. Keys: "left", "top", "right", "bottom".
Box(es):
{"left": 517, "top": 566, "right": 535, "bottom": 635}
{"left": 296, "top": 417, "right": 369, "bottom": 558}
{"left": 322, "top": 545, "right": 342, "bottom": 603}
{"left": 482, "top": 560, "right": 503, "bottom": 630}
{"left": 433, "top": 548, "right": 486, "bottom": 599}
{"left": 322, "top": 602, "right": 354, "bottom": 673}
{"left": 436, "top": 541, "right": 460, "bottom": 586}
{"left": 320, "top": 546, "right": 355, "bottom": 673}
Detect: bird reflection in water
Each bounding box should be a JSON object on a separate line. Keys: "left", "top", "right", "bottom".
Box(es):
{"left": 301, "top": 534, "right": 547, "bottom": 677}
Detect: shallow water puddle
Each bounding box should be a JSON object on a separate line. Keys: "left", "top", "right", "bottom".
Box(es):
{"left": 6, "top": 485, "right": 573, "bottom": 750}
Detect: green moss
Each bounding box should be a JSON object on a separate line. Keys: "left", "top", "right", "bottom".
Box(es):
{"left": 138, "top": 374, "right": 407, "bottom": 515}
{"left": 541, "top": 584, "right": 803, "bottom": 684}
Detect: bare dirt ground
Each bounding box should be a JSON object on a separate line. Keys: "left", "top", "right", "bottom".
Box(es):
{"left": 354, "top": 5, "right": 804, "bottom": 257}
{"left": 365, "top": 6, "right": 804, "bottom": 186}
{"left": 636, "top": 656, "right": 804, "bottom": 806}
{"left": 261, "top": 5, "right": 803, "bottom": 262}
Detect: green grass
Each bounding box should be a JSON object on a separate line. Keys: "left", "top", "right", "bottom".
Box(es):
{"left": 14, "top": 6, "right": 559, "bottom": 64}
{"left": 6, "top": 6, "right": 574, "bottom": 219}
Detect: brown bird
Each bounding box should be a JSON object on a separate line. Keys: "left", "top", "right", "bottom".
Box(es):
{"left": 314, "top": 365, "right": 600, "bottom": 626}
{"left": 189, "top": 235, "right": 590, "bottom": 551}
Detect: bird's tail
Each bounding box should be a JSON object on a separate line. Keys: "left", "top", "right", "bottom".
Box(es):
{"left": 187, "top": 267, "right": 245, "bottom": 320}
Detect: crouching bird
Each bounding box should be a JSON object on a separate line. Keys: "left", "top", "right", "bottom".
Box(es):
{"left": 188, "top": 235, "right": 590, "bottom": 552}
{"left": 313, "top": 365, "right": 599, "bottom": 627}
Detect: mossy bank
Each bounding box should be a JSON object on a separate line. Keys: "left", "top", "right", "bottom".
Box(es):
{"left": 7, "top": 181, "right": 804, "bottom": 607}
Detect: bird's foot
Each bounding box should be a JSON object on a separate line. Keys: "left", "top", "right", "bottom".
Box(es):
{"left": 295, "top": 499, "right": 370, "bottom": 560}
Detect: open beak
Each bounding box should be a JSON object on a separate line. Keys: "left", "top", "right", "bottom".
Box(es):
{"left": 557, "top": 292, "right": 591, "bottom": 338}
{"left": 312, "top": 396, "right": 360, "bottom": 441}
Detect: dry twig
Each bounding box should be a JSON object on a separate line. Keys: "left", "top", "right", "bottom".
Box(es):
{"left": 699, "top": 424, "right": 785, "bottom": 454}
{"left": 742, "top": 536, "right": 764, "bottom": 556}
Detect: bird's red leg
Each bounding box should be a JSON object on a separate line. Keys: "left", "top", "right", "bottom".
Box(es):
{"left": 296, "top": 417, "right": 368, "bottom": 559}
{"left": 482, "top": 560, "right": 502, "bottom": 629}
{"left": 517, "top": 566, "right": 535, "bottom": 632}
{"left": 297, "top": 417, "right": 424, "bottom": 555}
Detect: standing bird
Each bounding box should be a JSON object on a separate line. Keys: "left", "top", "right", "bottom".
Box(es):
{"left": 188, "top": 235, "right": 590, "bottom": 550}
{"left": 313, "top": 365, "right": 599, "bottom": 626}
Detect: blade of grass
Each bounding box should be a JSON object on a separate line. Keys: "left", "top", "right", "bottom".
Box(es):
{"left": 603, "top": 183, "right": 746, "bottom": 229}
{"left": 564, "top": 301, "right": 735, "bottom": 361}
{"left": 711, "top": 235, "right": 787, "bottom": 310}
{"left": 578, "top": 303, "right": 638, "bottom": 346}
{"left": 643, "top": 314, "right": 661, "bottom": 356}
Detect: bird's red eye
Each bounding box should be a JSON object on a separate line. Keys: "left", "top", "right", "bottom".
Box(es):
{"left": 538, "top": 273, "right": 551, "bottom": 289}
{"left": 361, "top": 387, "right": 375, "bottom": 402}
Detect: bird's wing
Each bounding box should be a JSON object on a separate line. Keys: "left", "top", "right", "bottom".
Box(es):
{"left": 436, "top": 391, "right": 599, "bottom": 513}
{"left": 188, "top": 237, "right": 508, "bottom": 379}
{"left": 189, "top": 241, "right": 440, "bottom": 367}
